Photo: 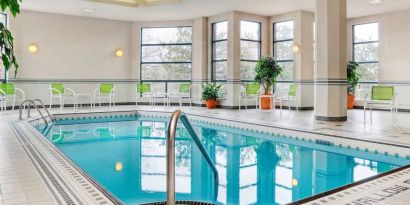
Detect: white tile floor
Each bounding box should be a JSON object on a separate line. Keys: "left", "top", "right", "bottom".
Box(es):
{"left": 1, "top": 105, "right": 410, "bottom": 205}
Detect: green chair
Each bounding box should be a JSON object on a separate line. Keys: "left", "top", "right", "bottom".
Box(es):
{"left": 275, "top": 84, "right": 299, "bottom": 111}
{"left": 239, "top": 83, "right": 260, "bottom": 109}
{"left": 0, "top": 83, "right": 25, "bottom": 111}
{"left": 364, "top": 86, "right": 396, "bottom": 124}
{"left": 168, "top": 83, "right": 192, "bottom": 107}
{"left": 93, "top": 83, "right": 115, "bottom": 107}
{"left": 49, "top": 83, "right": 76, "bottom": 111}
{"left": 136, "top": 83, "right": 153, "bottom": 106}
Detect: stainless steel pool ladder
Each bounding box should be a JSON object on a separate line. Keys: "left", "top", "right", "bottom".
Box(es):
{"left": 19, "top": 99, "right": 55, "bottom": 126}
{"left": 167, "top": 110, "right": 219, "bottom": 205}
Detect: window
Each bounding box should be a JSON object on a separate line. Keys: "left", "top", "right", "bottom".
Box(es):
{"left": 353, "top": 23, "right": 379, "bottom": 82}
{"left": 0, "top": 13, "right": 7, "bottom": 82}
{"left": 140, "top": 27, "right": 192, "bottom": 93}
{"left": 240, "top": 20, "right": 261, "bottom": 81}
{"left": 273, "top": 20, "right": 294, "bottom": 81}
{"left": 212, "top": 21, "right": 228, "bottom": 81}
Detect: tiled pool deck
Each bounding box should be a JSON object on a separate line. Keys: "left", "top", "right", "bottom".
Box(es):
{"left": 1, "top": 105, "right": 410, "bottom": 205}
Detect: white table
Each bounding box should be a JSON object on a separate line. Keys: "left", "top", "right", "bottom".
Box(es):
{"left": 76, "top": 93, "right": 93, "bottom": 109}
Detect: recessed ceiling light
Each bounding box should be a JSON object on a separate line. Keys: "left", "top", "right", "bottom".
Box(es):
{"left": 82, "top": 8, "right": 96, "bottom": 12}
{"left": 369, "top": 0, "right": 384, "bottom": 4}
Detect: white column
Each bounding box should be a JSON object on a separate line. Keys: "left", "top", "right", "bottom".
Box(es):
{"left": 314, "top": 0, "right": 348, "bottom": 121}
{"left": 192, "top": 17, "right": 209, "bottom": 105}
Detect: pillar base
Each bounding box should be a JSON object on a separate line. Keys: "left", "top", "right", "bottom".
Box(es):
{"left": 315, "top": 115, "right": 347, "bottom": 122}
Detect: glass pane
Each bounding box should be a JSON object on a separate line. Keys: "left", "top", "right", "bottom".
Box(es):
{"left": 141, "top": 63, "right": 191, "bottom": 80}
{"left": 142, "top": 45, "right": 191, "bottom": 62}
{"left": 354, "top": 23, "right": 378, "bottom": 43}
{"left": 274, "top": 20, "right": 294, "bottom": 41}
{"left": 277, "top": 62, "right": 293, "bottom": 81}
{"left": 240, "top": 61, "right": 257, "bottom": 81}
{"left": 358, "top": 63, "right": 378, "bottom": 82}
{"left": 240, "top": 41, "right": 260, "bottom": 60}
{"left": 213, "top": 41, "right": 228, "bottom": 60}
{"left": 354, "top": 43, "right": 378, "bottom": 62}
{"left": 150, "top": 83, "right": 166, "bottom": 93}
{"left": 213, "top": 21, "right": 228, "bottom": 40}
{"left": 274, "top": 41, "right": 293, "bottom": 61}
{"left": 241, "top": 21, "right": 260, "bottom": 40}
{"left": 142, "top": 27, "right": 192, "bottom": 44}
{"left": 214, "top": 61, "right": 228, "bottom": 81}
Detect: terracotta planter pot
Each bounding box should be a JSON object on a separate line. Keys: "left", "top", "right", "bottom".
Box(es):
{"left": 205, "top": 99, "right": 217, "bottom": 109}
{"left": 260, "top": 95, "right": 272, "bottom": 110}
{"left": 347, "top": 94, "right": 355, "bottom": 109}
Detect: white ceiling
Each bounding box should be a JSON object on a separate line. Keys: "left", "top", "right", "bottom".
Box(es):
{"left": 19, "top": 0, "right": 410, "bottom": 22}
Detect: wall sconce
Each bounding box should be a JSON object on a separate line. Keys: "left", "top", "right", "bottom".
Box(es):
{"left": 292, "top": 44, "right": 301, "bottom": 54}
{"left": 28, "top": 44, "right": 39, "bottom": 53}
{"left": 115, "top": 162, "right": 123, "bottom": 172}
{"left": 291, "top": 178, "right": 298, "bottom": 187}
{"left": 115, "top": 49, "right": 124, "bottom": 57}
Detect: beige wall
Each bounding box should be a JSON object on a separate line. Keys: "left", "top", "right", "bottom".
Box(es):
{"left": 10, "top": 10, "right": 133, "bottom": 80}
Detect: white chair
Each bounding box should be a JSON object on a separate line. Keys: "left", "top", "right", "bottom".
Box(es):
{"left": 239, "top": 83, "right": 260, "bottom": 110}
{"left": 168, "top": 83, "right": 192, "bottom": 107}
{"left": 364, "top": 86, "right": 396, "bottom": 124}
{"left": 0, "top": 83, "right": 25, "bottom": 111}
{"left": 94, "top": 83, "right": 115, "bottom": 108}
{"left": 49, "top": 83, "right": 76, "bottom": 111}
{"left": 274, "top": 84, "right": 299, "bottom": 111}
{"left": 0, "top": 89, "right": 6, "bottom": 112}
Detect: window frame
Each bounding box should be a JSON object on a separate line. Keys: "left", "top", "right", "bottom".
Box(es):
{"left": 240, "top": 20, "right": 262, "bottom": 82}
{"left": 211, "top": 20, "right": 228, "bottom": 82}
{"left": 1, "top": 13, "right": 8, "bottom": 83}
{"left": 139, "top": 26, "right": 193, "bottom": 93}
{"left": 273, "top": 20, "right": 294, "bottom": 83}
{"left": 352, "top": 22, "right": 379, "bottom": 83}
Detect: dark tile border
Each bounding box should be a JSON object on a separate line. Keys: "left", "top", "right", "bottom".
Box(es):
{"left": 288, "top": 164, "right": 410, "bottom": 205}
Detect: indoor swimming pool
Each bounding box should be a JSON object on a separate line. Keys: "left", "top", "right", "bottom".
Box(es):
{"left": 35, "top": 114, "right": 410, "bottom": 205}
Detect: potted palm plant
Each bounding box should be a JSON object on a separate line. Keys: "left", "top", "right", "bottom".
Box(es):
{"left": 201, "top": 83, "right": 221, "bottom": 109}
{"left": 255, "top": 56, "right": 283, "bottom": 109}
{"left": 347, "top": 61, "right": 362, "bottom": 109}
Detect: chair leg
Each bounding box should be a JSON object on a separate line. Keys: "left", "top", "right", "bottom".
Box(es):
{"left": 363, "top": 104, "right": 366, "bottom": 123}
{"left": 370, "top": 107, "right": 373, "bottom": 123}
{"left": 50, "top": 96, "right": 53, "bottom": 109}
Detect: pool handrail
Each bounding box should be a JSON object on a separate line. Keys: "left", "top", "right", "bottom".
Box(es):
{"left": 19, "top": 99, "right": 55, "bottom": 126}
{"left": 167, "top": 109, "right": 219, "bottom": 205}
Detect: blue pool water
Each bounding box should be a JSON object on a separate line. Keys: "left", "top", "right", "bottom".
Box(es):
{"left": 37, "top": 116, "right": 410, "bottom": 205}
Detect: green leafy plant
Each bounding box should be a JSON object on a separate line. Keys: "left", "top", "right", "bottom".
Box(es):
{"left": 1, "top": 0, "right": 22, "bottom": 79}
{"left": 201, "top": 83, "right": 221, "bottom": 101}
{"left": 255, "top": 56, "right": 283, "bottom": 94}
{"left": 347, "top": 61, "right": 362, "bottom": 95}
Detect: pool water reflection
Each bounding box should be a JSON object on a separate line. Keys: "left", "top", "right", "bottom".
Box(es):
{"left": 40, "top": 119, "right": 410, "bottom": 205}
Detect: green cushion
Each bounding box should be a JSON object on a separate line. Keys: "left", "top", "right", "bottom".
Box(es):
{"left": 138, "top": 126, "right": 152, "bottom": 137}
{"left": 137, "top": 83, "right": 151, "bottom": 93}
{"left": 245, "top": 83, "right": 260, "bottom": 95}
{"left": 288, "top": 84, "right": 297, "bottom": 97}
{"left": 0, "top": 83, "right": 15, "bottom": 95}
{"left": 51, "top": 133, "right": 64, "bottom": 144}
{"left": 51, "top": 83, "right": 65, "bottom": 94}
{"left": 372, "top": 86, "right": 394, "bottom": 101}
{"left": 100, "top": 84, "right": 114, "bottom": 94}
{"left": 179, "top": 84, "right": 190, "bottom": 93}
{"left": 96, "top": 128, "right": 114, "bottom": 139}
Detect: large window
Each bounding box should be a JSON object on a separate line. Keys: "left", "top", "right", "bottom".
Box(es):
{"left": 211, "top": 21, "right": 228, "bottom": 81}
{"left": 140, "top": 27, "right": 192, "bottom": 93}
{"left": 240, "top": 20, "right": 261, "bottom": 81}
{"left": 353, "top": 23, "right": 379, "bottom": 82}
{"left": 0, "top": 13, "right": 7, "bottom": 82}
{"left": 273, "top": 20, "right": 294, "bottom": 81}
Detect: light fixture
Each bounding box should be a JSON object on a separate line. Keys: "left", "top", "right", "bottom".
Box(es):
{"left": 369, "top": 0, "right": 383, "bottom": 4}
{"left": 115, "top": 162, "right": 123, "bottom": 172}
{"left": 28, "top": 44, "right": 39, "bottom": 53}
{"left": 292, "top": 44, "right": 300, "bottom": 54}
{"left": 82, "top": 8, "right": 96, "bottom": 12}
{"left": 115, "top": 49, "right": 124, "bottom": 57}
{"left": 291, "top": 178, "right": 298, "bottom": 187}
